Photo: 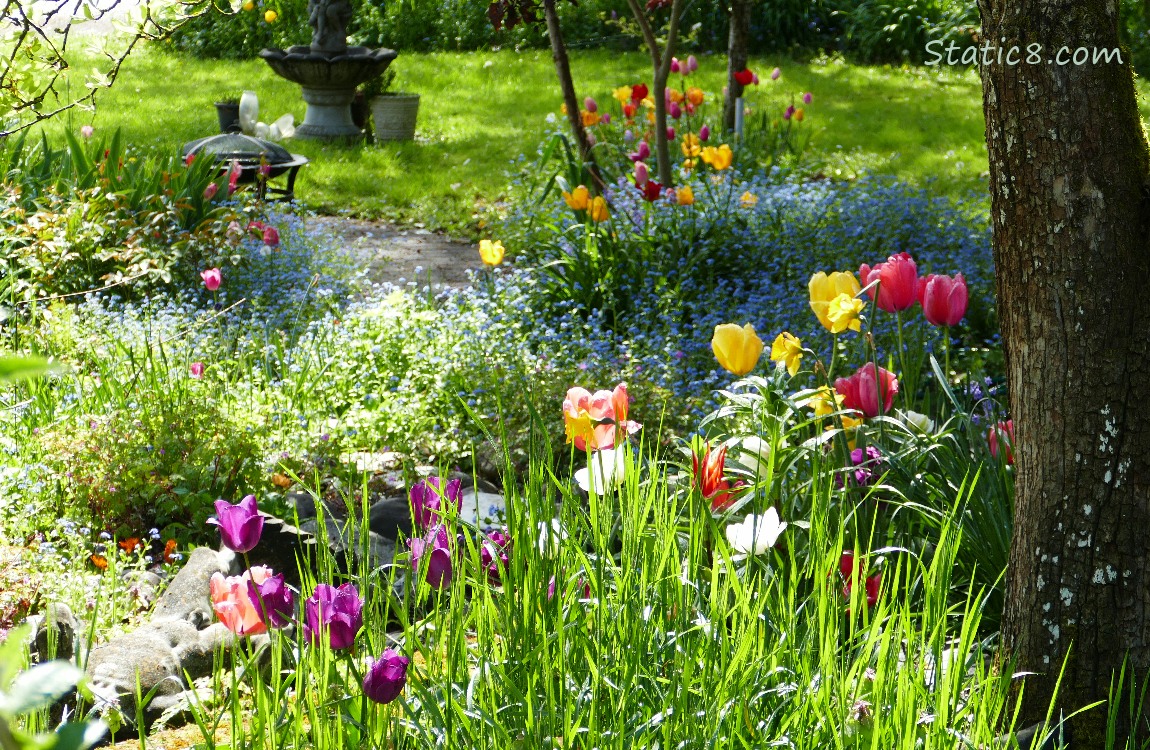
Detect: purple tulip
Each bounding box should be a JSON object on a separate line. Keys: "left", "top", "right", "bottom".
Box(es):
{"left": 803, "top": 91, "right": 813, "bottom": 104}
{"left": 209, "top": 495, "right": 263, "bottom": 553}
{"left": 409, "top": 476, "right": 462, "bottom": 529}
{"left": 666, "top": 126, "right": 675, "bottom": 140}
{"left": 409, "top": 525, "right": 453, "bottom": 589}
{"left": 770, "top": 67, "right": 781, "bottom": 80}
{"left": 670, "top": 57, "right": 681, "bottom": 74}
{"left": 836, "top": 446, "right": 884, "bottom": 489}
{"left": 687, "top": 55, "right": 698, "bottom": 72}
{"left": 584, "top": 96, "right": 598, "bottom": 113}
{"left": 601, "top": 113, "right": 611, "bottom": 125}
{"left": 699, "top": 124, "right": 711, "bottom": 142}
{"left": 481, "top": 530, "right": 511, "bottom": 583}
{"left": 629, "top": 140, "right": 651, "bottom": 162}
{"left": 783, "top": 105, "right": 795, "bottom": 120}
{"left": 363, "top": 649, "right": 409, "bottom": 704}
{"left": 246, "top": 567, "right": 294, "bottom": 628}
{"left": 304, "top": 583, "right": 363, "bottom": 650}
{"left": 623, "top": 129, "right": 634, "bottom": 142}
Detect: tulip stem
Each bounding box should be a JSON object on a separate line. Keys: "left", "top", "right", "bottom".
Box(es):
{"left": 895, "top": 311, "right": 911, "bottom": 414}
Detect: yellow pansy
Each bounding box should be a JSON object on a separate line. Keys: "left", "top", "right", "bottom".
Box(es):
{"left": 740, "top": 191, "right": 758, "bottom": 208}
{"left": 700, "top": 144, "right": 733, "bottom": 170}
{"left": 711, "top": 323, "right": 764, "bottom": 377}
{"left": 612, "top": 86, "right": 633, "bottom": 104}
{"left": 681, "top": 133, "right": 701, "bottom": 158}
{"left": 478, "top": 239, "right": 505, "bottom": 266}
{"left": 676, "top": 185, "right": 695, "bottom": 206}
{"left": 769, "top": 333, "right": 803, "bottom": 376}
{"left": 826, "top": 293, "right": 865, "bottom": 334}
{"left": 588, "top": 196, "right": 609, "bottom": 222}
{"left": 809, "top": 271, "right": 863, "bottom": 333}
{"left": 563, "top": 185, "right": 590, "bottom": 211}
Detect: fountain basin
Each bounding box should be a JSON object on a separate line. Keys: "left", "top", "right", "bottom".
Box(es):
{"left": 260, "top": 46, "right": 397, "bottom": 140}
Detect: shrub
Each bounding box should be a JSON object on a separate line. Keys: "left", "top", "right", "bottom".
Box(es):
{"left": 830, "top": 0, "right": 979, "bottom": 63}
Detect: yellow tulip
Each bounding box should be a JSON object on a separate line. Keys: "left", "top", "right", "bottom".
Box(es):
{"left": 641, "top": 97, "right": 655, "bottom": 109}
{"left": 826, "top": 293, "right": 865, "bottom": 333}
{"left": 795, "top": 108, "right": 805, "bottom": 122}
{"left": 676, "top": 185, "right": 695, "bottom": 206}
{"left": 700, "top": 144, "right": 733, "bottom": 170}
{"left": 681, "top": 133, "right": 701, "bottom": 158}
{"left": 740, "top": 191, "right": 758, "bottom": 208}
{"left": 479, "top": 239, "right": 505, "bottom": 266}
{"left": 588, "top": 196, "right": 609, "bottom": 222}
{"left": 563, "top": 185, "right": 590, "bottom": 211}
{"left": 686, "top": 87, "right": 704, "bottom": 106}
{"left": 769, "top": 333, "right": 803, "bottom": 376}
{"left": 711, "top": 323, "right": 763, "bottom": 377}
{"left": 612, "top": 86, "right": 633, "bottom": 104}
{"left": 560, "top": 103, "right": 568, "bottom": 116}
{"left": 264, "top": 8, "right": 277, "bottom": 22}
{"left": 809, "top": 271, "right": 863, "bottom": 333}
{"left": 242, "top": 0, "right": 254, "bottom": 9}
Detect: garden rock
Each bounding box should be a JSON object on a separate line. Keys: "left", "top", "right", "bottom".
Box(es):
{"left": 84, "top": 547, "right": 236, "bottom": 729}
{"left": 27, "top": 602, "right": 78, "bottom": 664}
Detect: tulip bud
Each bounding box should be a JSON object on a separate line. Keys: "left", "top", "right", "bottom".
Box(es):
{"left": 208, "top": 495, "right": 263, "bottom": 553}
{"left": 669, "top": 101, "right": 682, "bottom": 119}
{"left": 634, "top": 161, "right": 649, "bottom": 185}
{"left": 200, "top": 267, "right": 222, "bottom": 291}
{"left": 363, "top": 650, "right": 409, "bottom": 705}
{"left": 783, "top": 105, "right": 795, "bottom": 120}
{"left": 687, "top": 55, "right": 698, "bottom": 72}
{"left": 771, "top": 67, "right": 781, "bottom": 80}
{"left": 623, "top": 129, "right": 634, "bottom": 142}
{"left": 699, "top": 124, "right": 711, "bottom": 141}
{"left": 666, "top": 126, "right": 675, "bottom": 139}
{"left": 584, "top": 97, "right": 598, "bottom": 113}
{"left": 80, "top": 125, "right": 94, "bottom": 140}
{"left": 637, "top": 140, "right": 651, "bottom": 160}
{"left": 601, "top": 113, "right": 611, "bottom": 125}
{"left": 190, "top": 362, "right": 205, "bottom": 379}
{"left": 803, "top": 91, "right": 813, "bottom": 104}
{"left": 670, "top": 58, "right": 681, "bottom": 73}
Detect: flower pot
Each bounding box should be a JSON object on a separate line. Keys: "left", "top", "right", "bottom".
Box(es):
{"left": 215, "top": 102, "right": 241, "bottom": 133}
{"left": 369, "top": 94, "right": 419, "bottom": 142}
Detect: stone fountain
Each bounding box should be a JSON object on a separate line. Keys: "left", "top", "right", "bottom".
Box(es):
{"left": 259, "top": 0, "right": 396, "bottom": 140}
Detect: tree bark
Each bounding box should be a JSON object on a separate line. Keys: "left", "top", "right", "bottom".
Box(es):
{"left": 624, "top": 0, "right": 684, "bottom": 187}
{"left": 542, "top": 0, "right": 598, "bottom": 176}
{"left": 979, "top": 0, "right": 1150, "bottom": 742}
{"left": 723, "top": 0, "right": 751, "bottom": 133}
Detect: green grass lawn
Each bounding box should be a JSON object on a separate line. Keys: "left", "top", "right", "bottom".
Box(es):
{"left": 50, "top": 46, "right": 1150, "bottom": 231}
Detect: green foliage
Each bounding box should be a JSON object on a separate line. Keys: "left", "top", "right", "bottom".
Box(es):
{"left": 1121, "top": 0, "right": 1150, "bottom": 75}
{"left": 163, "top": 0, "right": 310, "bottom": 60}
{"left": 831, "top": 0, "right": 979, "bottom": 63}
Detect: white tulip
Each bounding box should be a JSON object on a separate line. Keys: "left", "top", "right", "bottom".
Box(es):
{"left": 899, "top": 409, "right": 935, "bottom": 433}
{"left": 574, "top": 448, "right": 627, "bottom": 495}
{"left": 537, "top": 518, "right": 567, "bottom": 557}
{"left": 725, "top": 508, "right": 787, "bottom": 555}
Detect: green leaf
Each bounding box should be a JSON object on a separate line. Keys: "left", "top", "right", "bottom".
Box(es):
{"left": 46, "top": 720, "right": 107, "bottom": 750}
{"left": 0, "top": 354, "right": 60, "bottom": 383}
{"left": 0, "top": 661, "right": 82, "bottom": 716}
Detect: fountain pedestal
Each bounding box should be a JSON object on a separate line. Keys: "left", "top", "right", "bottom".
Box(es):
{"left": 260, "top": 45, "right": 397, "bottom": 141}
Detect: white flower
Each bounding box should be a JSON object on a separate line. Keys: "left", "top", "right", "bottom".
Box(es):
{"left": 899, "top": 409, "right": 935, "bottom": 433}
{"left": 537, "top": 518, "right": 567, "bottom": 557}
{"left": 545, "top": 112, "right": 557, "bottom": 124}
{"left": 724, "top": 508, "right": 787, "bottom": 555}
{"left": 737, "top": 435, "right": 784, "bottom": 476}
{"left": 574, "top": 448, "right": 626, "bottom": 495}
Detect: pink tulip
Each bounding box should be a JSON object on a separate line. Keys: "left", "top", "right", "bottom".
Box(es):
{"left": 770, "top": 67, "right": 781, "bottom": 80}
{"left": 859, "top": 252, "right": 919, "bottom": 313}
{"left": 687, "top": 55, "right": 698, "bottom": 72}
{"left": 918, "top": 273, "right": 968, "bottom": 327}
{"left": 666, "top": 126, "right": 675, "bottom": 140}
{"left": 634, "top": 161, "right": 649, "bottom": 186}
{"left": 988, "top": 419, "right": 1015, "bottom": 465}
{"left": 203, "top": 182, "right": 219, "bottom": 201}
{"left": 670, "top": 58, "right": 681, "bottom": 73}
{"left": 699, "top": 124, "right": 711, "bottom": 142}
{"left": 227, "top": 159, "right": 242, "bottom": 195}
{"left": 80, "top": 125, "right": 94, "bottom": 140}
{"left": 669, "top": 101, "right": 682, "bottom": 119}
{"left": 584, "top": 97, "right": 598, "bottom": 113}
{"left": 263, "top": 226, "right": 280, "bottom": 247}
{"left": 201, "top": 268, "right": 222, "bottom": 291}
{"left": 630, "top": 140, "right": 651, "bottom": 162}
{"left": 210, "top": 571, "right": 267, "bottom": 636}
{"left": 601, "top": 113, "right": 611, "bottom": 125}
{"left": 562, "top": 383, "right": 640, "bottom": 451}
{"left": 835, "top": 363, "right": 899, "bottom": 418}
{"left": 190, "top": 362, "right": 205, "bottom": 379}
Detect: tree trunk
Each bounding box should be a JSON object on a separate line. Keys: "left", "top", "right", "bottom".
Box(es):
{"left": 542, "top": 0, "right": 598, "bottom": 176}
{"left": 979, "top": 0, "right": 1150, "bottom": 742}
{"left": 624, "top": 0, "right": 684, "bottom": 187}
{"left": 723, "top": 0, "right": 751, "bottom": 133}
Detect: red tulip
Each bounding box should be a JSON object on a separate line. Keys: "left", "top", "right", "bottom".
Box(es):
{"left": 263, "top": 226, "right": 280, "bottom": 247}
{"left": 835, "top": 363, "right": 898, "bottom": 418}
{"left": 859, "top": 252, "right": 919, "bottom": 312}
{"left": 639, "top": 180, "right": 663, "bottom": 202}
{"left": 988, "top": 419, "right": 1014, "bottom": 465}
{"left": 227, "top": 159, "right": 242, "bottom": 196}
{"left": 918, "top": 273, "right": 968, "bottom": 327}
{"left": 693, "top": 443, "right": 737, "bottom": 511}
{"left": 733, "top": 68, "right": 755, "bottom": 86}
{"left": 631, "top": 83, "right": 649, "bottom": 102}
{"left": 839, "top": 551, "right": 881, "bottom": 609}
{"left": 203, "top": 182, "right": 219, "bottom": 201}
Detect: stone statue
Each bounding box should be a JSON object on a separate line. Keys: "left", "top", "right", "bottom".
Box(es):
{"left": 308, "top": 0, "right": 354, "bottom": 54}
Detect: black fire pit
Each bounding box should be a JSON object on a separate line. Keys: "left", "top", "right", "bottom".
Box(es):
{"left": 181, "top": 134, "right": 309, "bottom": 202}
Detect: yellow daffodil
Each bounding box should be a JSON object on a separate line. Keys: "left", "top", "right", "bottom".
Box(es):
{"left": 711, "top": 323, "right": 764, "bottom": 377}
{"left": 686, "top": 86, "right": 705, "bottom": 106}
{"left": 581, "top": 110, "right": 601, "bottom": 127}
{"left": 807, "top": 386, "right": 845, "bottom": 418}
{"left": 809, "top": 271, "right": 863, "bottom": 333}
{"left": 740, "top": 191, "right": 758, "bottom": 208}
{"left": 264, "top": 8, "right": 277, "bottom": 22}
{"left": 826, "top": 292, "right": 865, "bottom": 333}
{"left": 563, "top": 185, "right": 590, "bottom": 211}
{"left": 478, "top": 239, "right": 505, "bottom": 266}
{"left": 589, "top": 196, "right": 609, "bottom": 222}
{"left": 828, "top": 414, "right": 863, "bottom": 450}
{"left": 612, "top": 86, "right": 633, "bottom": 104}
{"left": 700, "top": 144, "right": 733, "bottom": 170}
{"left": 681, "top": 133, "right": 701, "bottom": 158}
{"left": 769, "top": 333, "right": 803, "bottom": 376}
{"left": 676, "top": 185, "right": 695, "bottom": 206}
